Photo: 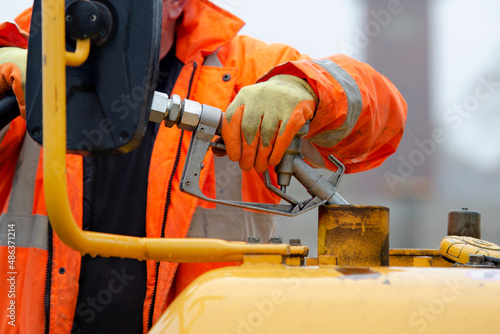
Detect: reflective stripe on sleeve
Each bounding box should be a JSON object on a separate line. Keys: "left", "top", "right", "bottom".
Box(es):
{"left": 8, "top": 133, "right": 41, "bottom": 215}
{"left": 310, "top": 59, "right": 363, "bottom": 147}
{"left": 0, "top": 130, "right": 48, "bottom": 250}
{"left": 0, "top": 213, "right": 49, "bottom": 250}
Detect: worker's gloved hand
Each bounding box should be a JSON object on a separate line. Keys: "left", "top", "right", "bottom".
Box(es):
{"left": 0, "top": 47, "right": 27, "bottom": 118}
{"left": 222, "top": 74, "right": 317, "bottom": 173}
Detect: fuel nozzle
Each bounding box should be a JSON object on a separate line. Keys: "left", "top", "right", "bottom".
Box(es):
{"left": 151, "top": 92, "right": 347, "bottom": 215}
{"left": 275, "top": 122, "right": 310, "bottom": 193}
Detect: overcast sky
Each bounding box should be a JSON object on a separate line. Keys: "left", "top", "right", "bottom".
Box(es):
{"left": 1, "top": 1, "right": 31, "bottom": 23}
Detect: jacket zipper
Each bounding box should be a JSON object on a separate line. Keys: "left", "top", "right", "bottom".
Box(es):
{"left": 146, "top": 61, "right": 198, "bottom": 331}
{"left": 43, "top": 224, "right": 53, "bottom": 334}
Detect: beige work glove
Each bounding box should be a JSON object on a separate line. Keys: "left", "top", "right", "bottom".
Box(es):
{"left": 222, "top": 74, "right": 317, "bottom": 173}
{"left": 0, "top": 47, "right": 27, "bottom": 118}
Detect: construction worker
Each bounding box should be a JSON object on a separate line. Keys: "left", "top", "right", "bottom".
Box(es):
{"left": 0, "top": 0, "right": 407, "bottom": 333}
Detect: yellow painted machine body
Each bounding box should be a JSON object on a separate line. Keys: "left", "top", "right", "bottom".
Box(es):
{"left": 37, "top": 1, "right": 500, "bottom": 333}
{"left": 151, "top": 260, "right": 500, "bottom": 333}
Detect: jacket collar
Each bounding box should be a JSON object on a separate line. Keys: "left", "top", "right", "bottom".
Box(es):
{"left": 175, "top": 0, "right": 245, "bottom": 63}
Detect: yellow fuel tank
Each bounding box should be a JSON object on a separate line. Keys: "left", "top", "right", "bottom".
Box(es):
{"left": 150, "top": 261, "right": 500, "bottom": 333}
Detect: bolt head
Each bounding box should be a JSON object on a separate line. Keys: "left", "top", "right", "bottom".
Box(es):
{"left": 247, "top": 236, "right": 260, "bottom": 244}
{"left": 149, "top": 91, "right": 169, "bottom": 124}
{"left": 178, "top": 99, "right": 202, "bottom": 131}
{"left": 269, "top": 237, "right": 283, "bottom": 244}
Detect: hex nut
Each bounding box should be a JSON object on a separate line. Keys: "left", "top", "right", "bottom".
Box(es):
{"left": 178, "top": 99, "right": 202, "bottom": 131}
{"left": 164, "top": 94, "right": 182, "bottom": 128}
{"left": 149, "top": 91, "right": 169, "bottom": 124}
{"left": 268, "top": 237, "right": 283, "bottom": 244}
{"left": 248, "top": 236, "right": 260, "bottom": 244}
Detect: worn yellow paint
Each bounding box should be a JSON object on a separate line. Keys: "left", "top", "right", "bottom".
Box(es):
{"left": 413, "top": 256, "right": 433, "bottom": 267}
{"left": 389, "top": 249, "right": 453, "bottom": 267}
{"left": 317, "top": 224, "right": 326, "bottom": 255}
{"left": 318, "top": 254, "right": 338, "bottom": 265}
{"left": 150, "top": 263, "right": 500, "bottom": 333}
{"left": 318, "top": 205, "right": 390, "bottom": 266}
{"left": 284, "top": 256, "right": 303, "bottom": 266}
{"left": 243, "top": 255, "right": 283, "bottom": 264}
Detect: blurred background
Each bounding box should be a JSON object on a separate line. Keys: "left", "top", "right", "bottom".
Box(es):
{"left": 3, "top": 0, "right": 500, "bottom": 256}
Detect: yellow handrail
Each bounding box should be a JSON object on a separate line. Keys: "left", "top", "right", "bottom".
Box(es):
{"left": 41, "top": 0, "right": 307, "bottom": 262}
{"left": 66, "top": 39, "right": 91, "bottom": 67}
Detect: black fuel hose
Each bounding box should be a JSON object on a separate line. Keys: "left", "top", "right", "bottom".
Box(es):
{"left": 0, "top": 95, "right": 20, "bottom": 130}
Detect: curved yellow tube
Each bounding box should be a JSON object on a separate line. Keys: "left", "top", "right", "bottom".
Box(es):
{"left": 41, "top": 0, "right": 307, "bottom": 262}
{"left": 66, "top": 39, "right": 91, "bottom": 67}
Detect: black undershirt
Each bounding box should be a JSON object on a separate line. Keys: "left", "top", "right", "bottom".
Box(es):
{"left": 72, "top": 46, "right": 184, "bottom": 333}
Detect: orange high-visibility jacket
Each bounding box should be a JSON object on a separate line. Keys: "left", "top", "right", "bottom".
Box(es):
{"left": 0, "top": 0, "right": 407, "bottom": 332}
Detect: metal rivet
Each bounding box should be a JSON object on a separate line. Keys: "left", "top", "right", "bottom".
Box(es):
{"left": 59, "top": 267, "right": 66, "bottom": 274}
{"left": 66, "top": 15, "right": 72, "bottom": 22}
{"left": 89, "top": 13, "right": 97, "bottom": 22}
{"left": 222, "top": 74, "right": 231, "bottom": 82}
{"left": 185, "top": 180, "right": 191, "bottom": 186}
